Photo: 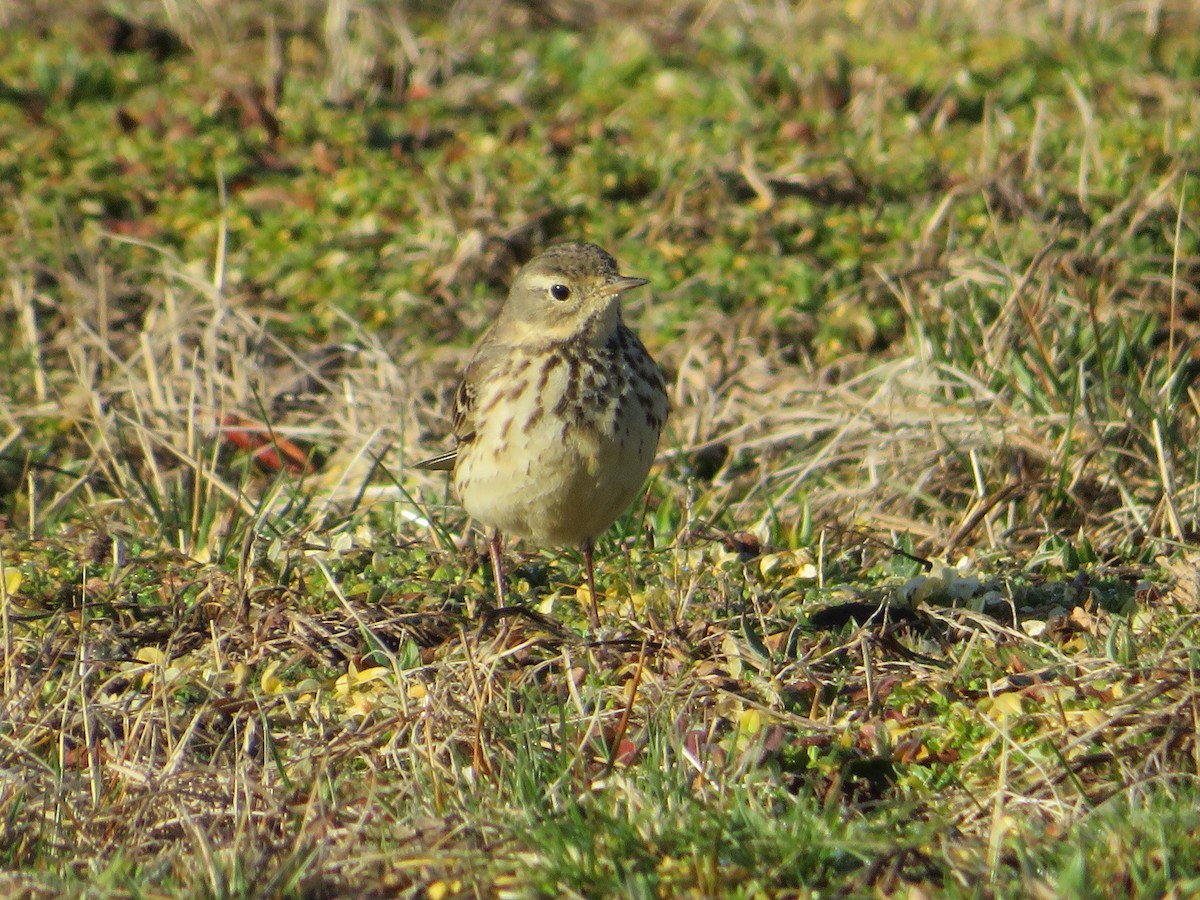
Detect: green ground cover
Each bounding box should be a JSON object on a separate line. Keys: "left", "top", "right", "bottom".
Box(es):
{"left": 1, "top": 1, "right": 1199, "bottom": 896}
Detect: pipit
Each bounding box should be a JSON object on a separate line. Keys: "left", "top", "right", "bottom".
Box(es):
{"left": 416, "top": 242, "right": 668, "bottom": 630}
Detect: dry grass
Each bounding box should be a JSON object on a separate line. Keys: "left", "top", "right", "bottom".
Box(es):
{"left": 2, "top": 0, "right": 1200, "bottom": 895}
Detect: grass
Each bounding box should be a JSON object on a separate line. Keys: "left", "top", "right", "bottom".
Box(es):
{"left": 2, "top": 0, "right": 1200, "bottom": 896}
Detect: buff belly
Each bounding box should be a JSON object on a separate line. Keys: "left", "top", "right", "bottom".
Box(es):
{"left": 453, "top": 355, "right": 662, "bottom": 547}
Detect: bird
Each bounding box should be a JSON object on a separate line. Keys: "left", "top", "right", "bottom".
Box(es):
{"left": 415, "top": 242, "right": 668, "bottom": 631}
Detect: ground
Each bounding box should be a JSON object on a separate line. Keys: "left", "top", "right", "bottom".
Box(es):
{"left": 1, "top": 1, "right": 1199, "bottom": 897}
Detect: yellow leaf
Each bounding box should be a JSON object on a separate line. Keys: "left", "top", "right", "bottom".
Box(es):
{"left": 136, "top": 647, "right": 167, "bottom": 665}
{"left": 737, "top": 708, "right": 763, "bottom": 736}
{"left": 261, "top": 661, "right": 284, "bottom": 694}
{"left": 334, "top": 662, "right": 358, "bottom": 696}
{"left": 335, "top": 664, "right": 388, "bottom": 696}
{"left": 2, "top": 567, "right": 22, "bottom": 596}
{"left": 1061, "top": 635, "right": 1089, "bottom": 653}
{"left": 720, "top": 632, "right": 744, "bottom": 678}
{"left": 990, "top": 692, "right": 1024, "bottom": 719}
{"left": 759, "top": 553, "right": 784, "bottom": 579}
{"left": 1078, "top": 708, "right": 1108, "bottom": 730}
{"left": 345, "top": 694, "right": 376, "bottom": 718}
{"left": 575, "top": 582, "right": 601, "bottom": 613}
{"left": 1021, "top": 619, "right": 1047, "bottom": 637}
{"left": 230, "top": 662, "right": 250, "bottom": 694}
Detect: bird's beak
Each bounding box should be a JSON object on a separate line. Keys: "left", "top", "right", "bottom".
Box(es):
{"left": 608, "top": 276, "right": 650, "bottom": 294}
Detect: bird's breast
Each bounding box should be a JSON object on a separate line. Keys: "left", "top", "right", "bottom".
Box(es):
{"left": 452, "top": 329, "right": 666, "bottom": 546}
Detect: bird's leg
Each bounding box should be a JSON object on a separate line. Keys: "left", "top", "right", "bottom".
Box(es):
{"left": 488, "top": 531, "right": 507, "bottom": 610}
{"left": 582, "top": 537, "right": 601, "bottom": 632}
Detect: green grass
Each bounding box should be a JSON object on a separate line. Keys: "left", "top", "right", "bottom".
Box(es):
{"left": 2, "top": 0, "right": 1200, "bottom": 896}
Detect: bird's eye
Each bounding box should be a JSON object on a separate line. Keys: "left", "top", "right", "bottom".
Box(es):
{"left": 549, "top": 283, "right": 571, "bottom": 301}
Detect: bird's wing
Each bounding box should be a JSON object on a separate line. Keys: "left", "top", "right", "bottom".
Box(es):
{"left": 413, "top": 335, "right": 501, "bottom": 471}
{"left": 412, "top": 448, "right": 456, "bottom": 471}
{"left": 450, "top": 363, "right": 478, "bottom": 445}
